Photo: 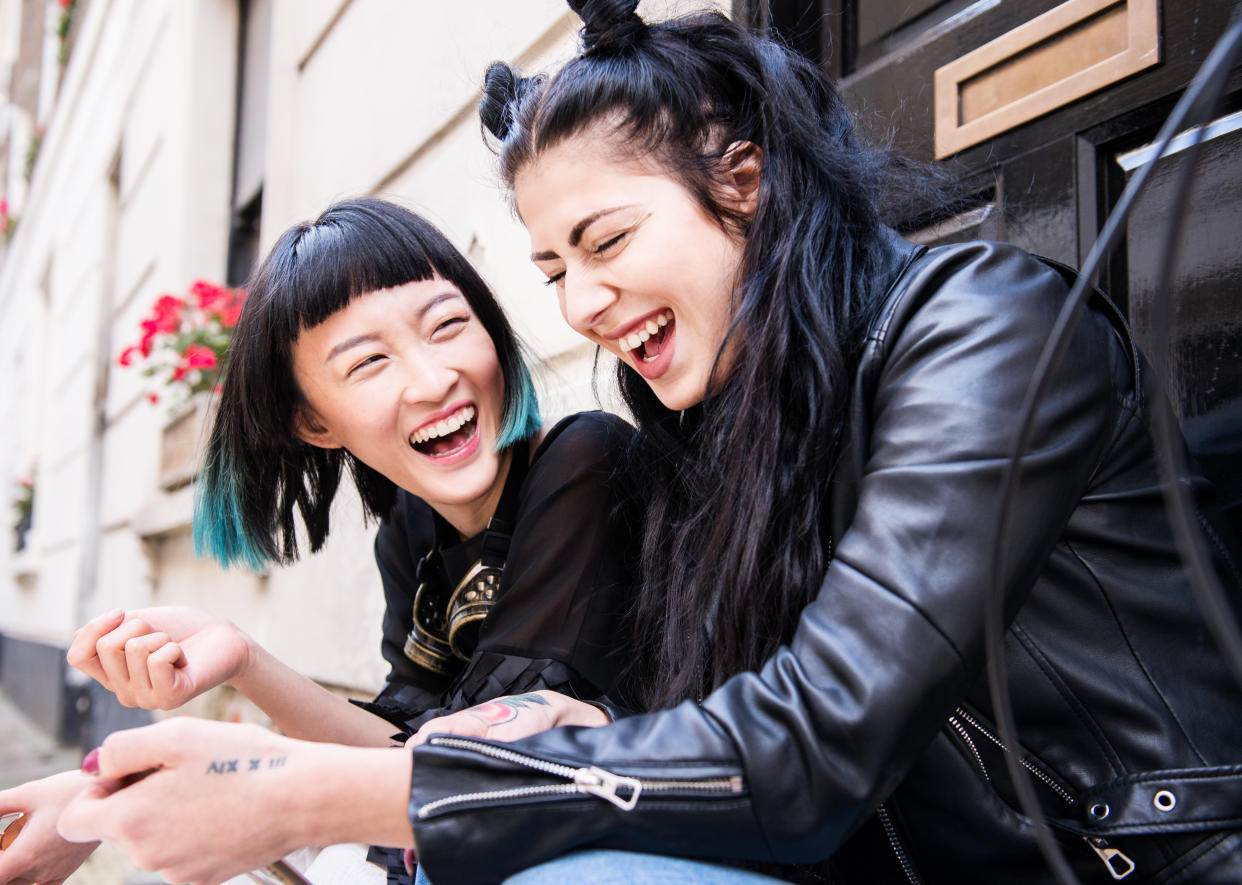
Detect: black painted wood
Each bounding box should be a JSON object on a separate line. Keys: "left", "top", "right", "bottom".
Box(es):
{"left": 759, "top": 0, "right": 1242, "bottom": 429}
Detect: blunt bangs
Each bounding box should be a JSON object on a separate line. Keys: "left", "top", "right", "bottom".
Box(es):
{"left": 195, "top": 197, "right": 540, "bottom": 571}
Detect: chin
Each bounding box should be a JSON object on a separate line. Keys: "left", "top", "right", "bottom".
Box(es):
{"left": 653, "top": 387, "right": 705, "bottom": 412}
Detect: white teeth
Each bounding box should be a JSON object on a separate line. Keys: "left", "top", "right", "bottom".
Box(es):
{"left": 411, "top": 405, "right": 476, "bottom": 445}
{"left": 617, "top": 310, "right": 673, "bottom": 353}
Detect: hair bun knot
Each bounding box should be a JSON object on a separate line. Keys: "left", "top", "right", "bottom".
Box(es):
{"left": 568, "top": 0, "right": 645, "bottom": 52}
{"left": 480, "top": 62, "right": 536, "bottom": 141}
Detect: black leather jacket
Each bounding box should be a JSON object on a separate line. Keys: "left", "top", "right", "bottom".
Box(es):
{"left": 408, "top": 237, "right": 1242, "bottom": 884}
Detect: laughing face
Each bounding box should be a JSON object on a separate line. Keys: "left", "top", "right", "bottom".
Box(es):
{"left": 515, "top": 132, "right": 751, "bottom": 411}
{"left": 291, "top": 278, "right": 508, "bottom": 537}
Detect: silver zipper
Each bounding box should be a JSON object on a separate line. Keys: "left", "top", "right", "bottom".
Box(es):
{"left": 952, "top": 707, "right": 1075, "bottom": 805}
{"left": 1083, "top": 836, "right": 1136, "bottom": 880}
{"left": 946, "top": 714, "right": 988, "bottom": 781}
{"left": 877, "top": 803, "right": 921, "bottom": 885}
{"left": 417, "top": 736, "right": 743, "bottom": 819}
{"left": 952, "top": 708, "right": 1136, "bottom": 878}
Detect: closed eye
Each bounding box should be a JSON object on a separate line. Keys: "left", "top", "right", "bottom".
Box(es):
{"left": 433, "top": 316, "right": 468, "bottom": 336}
{"left": 594, "top": 232, "right": 627, "bottom": 254}
{"left": 543, "top": 270, "right": 566, "bottom": 287}
{"left": 346, "top": 354, "right": 386, "bottom": 377}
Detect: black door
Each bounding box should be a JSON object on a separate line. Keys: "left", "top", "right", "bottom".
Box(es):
{"left": 746, "top": 0, "right": 1242, "bottom": 521}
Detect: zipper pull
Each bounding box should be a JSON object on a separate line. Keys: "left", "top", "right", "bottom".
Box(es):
{"left": 1083, "top": 837, "right": 1135, "bottom": 880}
{"left": 574, "top": 766, "right": 643, "bottom": 811}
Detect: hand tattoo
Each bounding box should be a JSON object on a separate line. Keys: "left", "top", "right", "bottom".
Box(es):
{"left": 206, "top": 756, "right": 286, "bottom": 774}
{"left": 468, "top": 693, "right": 549, "bottom": 726}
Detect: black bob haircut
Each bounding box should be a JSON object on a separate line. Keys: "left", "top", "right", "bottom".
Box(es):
{"left": 193, "top": 197, "right": 540, "bottom": 570}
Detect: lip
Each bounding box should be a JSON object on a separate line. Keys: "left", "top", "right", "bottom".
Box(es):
{"left": 419, "top": 423, "right": 481, "bottom": 466}
{"left": 627, "top": 318, "right": 676, "bottom": 381}
{"left": 601, "top": 309, "right": 670, "bottom": 342}
{"left": 408, "top": 400, "right": 482, "bottom": 466}
{"left": 411, "top": 400, "right": 475, "bottom": 437}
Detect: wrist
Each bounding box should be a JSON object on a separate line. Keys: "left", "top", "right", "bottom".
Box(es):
{"left": 285, "top": 743, "right": 414, "bottom": 849}
{"left": 227, "top": 632, "right": 267, "bottom": 693}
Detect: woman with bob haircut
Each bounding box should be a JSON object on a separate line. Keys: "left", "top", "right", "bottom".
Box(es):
{"left": 55, "top": 3, "right": 1242, "bottom": 884}
{"left": 4, "top": 197, "right": 634, "bottom": 885}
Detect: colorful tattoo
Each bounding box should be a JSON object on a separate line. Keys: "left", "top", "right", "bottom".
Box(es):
{"left": 468, "top": 692, "right": 549, "bottom": 726}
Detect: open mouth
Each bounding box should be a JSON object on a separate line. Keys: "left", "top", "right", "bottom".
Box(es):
{"left": 410, "top": 405, "right": 477, "bottom": 457}
{"left": 618, "top": 310, "right": 673, "bottom": 363}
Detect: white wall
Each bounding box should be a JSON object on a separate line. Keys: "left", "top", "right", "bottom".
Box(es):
{"left": 0, "top": 0, "right": 721, "bottom": 703}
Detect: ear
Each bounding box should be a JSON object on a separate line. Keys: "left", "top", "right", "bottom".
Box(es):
{"left": 292, "top": 407, "right": 342, "bottom": 450}
{"left": 720, "top": 141, "right": 762, "bottom": 220}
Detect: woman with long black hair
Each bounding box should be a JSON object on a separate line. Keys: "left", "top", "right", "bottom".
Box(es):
{"left": 56, "top": 4, "right": 1242, "bottom": 884}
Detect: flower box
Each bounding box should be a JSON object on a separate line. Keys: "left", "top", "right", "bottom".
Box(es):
{"left": 159, "top": 391, "right": 216, "bottom": 491}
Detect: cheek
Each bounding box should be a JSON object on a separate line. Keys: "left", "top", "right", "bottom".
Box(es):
{"left": 466, "top": 343, "right": 506, "bottom": 419}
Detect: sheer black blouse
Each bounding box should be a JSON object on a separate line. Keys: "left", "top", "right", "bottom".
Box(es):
{"left": 355, "top": 411, "right": 638, "bottom": 735}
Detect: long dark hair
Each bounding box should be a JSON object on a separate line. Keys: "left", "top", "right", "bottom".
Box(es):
{"left": 193, "top": 198, "right": 541, "bottom": 571}
{"left": 482, "top": 1, "right": 898, "bottom": 707}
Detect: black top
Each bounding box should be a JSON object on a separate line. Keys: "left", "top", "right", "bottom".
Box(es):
{"left": 355, "top": 410, "right": 638, "bottom": 735}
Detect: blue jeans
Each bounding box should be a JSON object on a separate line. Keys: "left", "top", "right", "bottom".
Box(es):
{"left": 414, "top": 850, "right": 785, "bottom": 884}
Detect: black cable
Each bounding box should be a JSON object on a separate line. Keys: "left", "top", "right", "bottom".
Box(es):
{"left": 984, "top": 9, "right": 1242, "bottom": 884}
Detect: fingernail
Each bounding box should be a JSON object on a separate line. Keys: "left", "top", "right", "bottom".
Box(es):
{"left": 81, "top": 747, "right": 100, "bottom": 774}
{"left": 403, "top": 848, "right": 416, "bottom": 875}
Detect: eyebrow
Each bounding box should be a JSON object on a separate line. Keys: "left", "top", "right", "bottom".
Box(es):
{"left": 323, "top": 290, "right": 465, "bottom": 363}
{"left": 530, "top": 205, "right": 636, "bottom": 261}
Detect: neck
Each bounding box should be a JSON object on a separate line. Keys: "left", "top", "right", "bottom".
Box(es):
{"left": 437, "top": 446, "right": 515, "bottom": 540}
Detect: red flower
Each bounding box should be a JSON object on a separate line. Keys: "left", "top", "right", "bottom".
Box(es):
{"left": 183, "top": 344, "right": 217, "bottom": 370}
{"left": 0, "top": 199, "right": 8, "bottom": 216}
{"left": 151, "top": 294, "right": 185, "bottom": 327}
{"left": 191, "top": 280, "right": 228, "bottom": 311}
{"left": 117, "top": 345, "right": 143, "bottom": 367}
{"left": 147, "top": 392, "right": 159, "bottom": 404}
{"left": 220, "top": 302, "right": 242, "bottom": 328}
{"left": 138, "top": 319, "right": 161, "bottom": 356}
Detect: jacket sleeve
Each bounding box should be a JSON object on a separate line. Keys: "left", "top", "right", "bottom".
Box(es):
{"left": 358, "top": 412, "right": 638, "bottom": 735}
{"left": 408, "top": 243, "right": 1132, "bottom": 884}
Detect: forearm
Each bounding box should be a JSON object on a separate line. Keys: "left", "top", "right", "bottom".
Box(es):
{"left": 231, "top": 644, "right": 397, "bottom": 747}
{"left": 58, "top": 720, "right": 414, "bottom": 883}
{"left": 288, "top": 743, "right": 415, "bottom": 849}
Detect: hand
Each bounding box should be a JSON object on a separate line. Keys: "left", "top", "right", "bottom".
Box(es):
{"left": 58, "top": 719, "right": 307, "bottom": 885}
{"left": 407, "top": 690, "right": 608, "bottom": 747}
{"left": 0, "top": 770, "right": 99, "bottom": 885}
{"left": 66, "top": 607, "right": 252, "bottom": 710}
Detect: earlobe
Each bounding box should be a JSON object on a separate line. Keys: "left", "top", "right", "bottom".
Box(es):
{"left": 721, "top": 141, "right": 763, "bottom": 219}
{"left": 293, "top": 409, "right": 341, "bottom": 449}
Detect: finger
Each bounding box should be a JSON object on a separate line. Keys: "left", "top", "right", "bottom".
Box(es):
{"left": 408, "top": 711, "right": 489, "bottom": 747}
{"left": 55, "top": 784, "right": 111, "bottom": 843}
{"left": 147, "top": 641, "right": 186, "bottom": 706}
{"left": 123, "top": 632, "right": 171, "bottom": 702}
{"left": 76, "top": 729, "right": 170, "bottom": 789}
{"left": 0, "top": 784, "right": 29, "bottom": 814}
{"left": 66, "top": 610, "right": 125, "bottom": 687}
{"left": 96, "top": 620, "right": 155, "bottom": 706}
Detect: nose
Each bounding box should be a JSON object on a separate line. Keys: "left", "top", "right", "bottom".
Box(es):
{"left": 560, "top": 266, "right": 619, "bottom": 335}
{"left": 400, "top": 351, "right": 456, "bottom": 407}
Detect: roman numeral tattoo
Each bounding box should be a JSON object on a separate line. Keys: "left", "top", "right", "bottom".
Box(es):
{"left": 206, "top": 756, "right": 287, "bottom": 774}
